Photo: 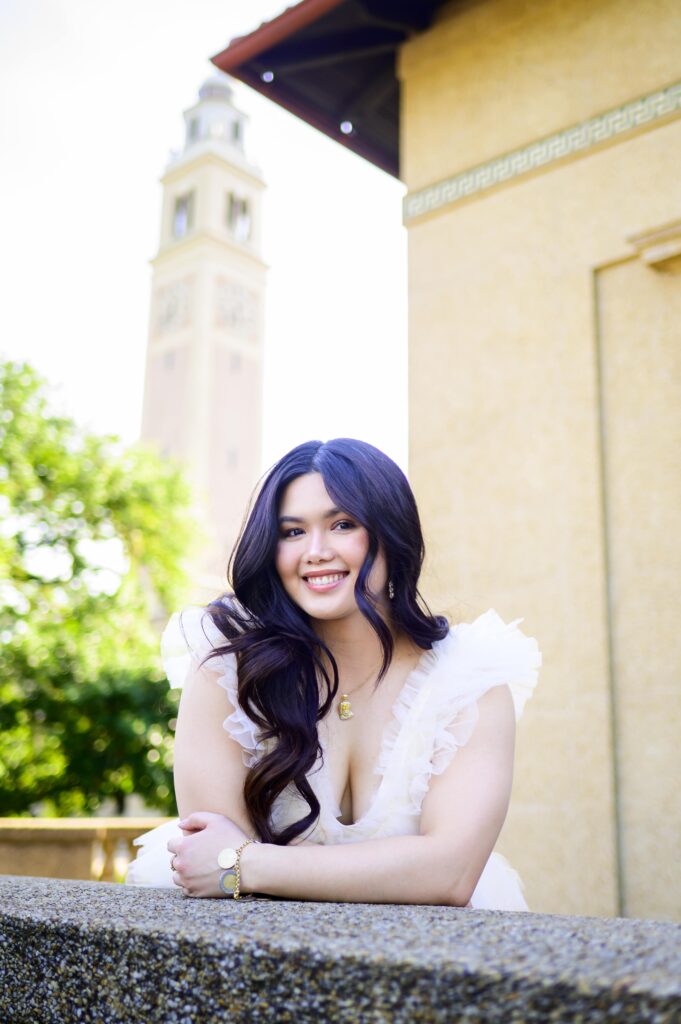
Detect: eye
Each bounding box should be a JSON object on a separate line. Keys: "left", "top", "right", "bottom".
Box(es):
{"left": 332, "top": 519, "right": 356, "bottom": 531}
{"left": 280, "top": 527, "right": 304, "bottom": 538}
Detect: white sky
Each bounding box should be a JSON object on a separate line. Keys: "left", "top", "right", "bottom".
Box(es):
{"left": 0, "top": 0, "right": 408, "bottom": 471}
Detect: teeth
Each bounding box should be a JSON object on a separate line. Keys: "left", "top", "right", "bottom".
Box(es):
{"left": 306, "top": 573, "right": 346, "bottom": 587}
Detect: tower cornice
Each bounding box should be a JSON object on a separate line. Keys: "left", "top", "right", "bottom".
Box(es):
{"left": 162, "top": 146, "right": 265, "bottom": 189}
{"left": 150, "top": 228, "right": 269, "bottom": 271}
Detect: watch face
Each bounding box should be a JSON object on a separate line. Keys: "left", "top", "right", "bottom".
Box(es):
{"left": 219, "top": 870, "right": 237, "bottom": 895}
{"left": 218, "top": 847, "right": 237, "bottom": 869}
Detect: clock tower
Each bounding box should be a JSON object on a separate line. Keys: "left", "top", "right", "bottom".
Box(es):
{"left": 141, "top": 73, "right": 266, "bottom": 602}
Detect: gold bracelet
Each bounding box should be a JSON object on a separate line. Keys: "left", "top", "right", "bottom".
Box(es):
{"left": 217, "top": 838, "right": 256, "bottom": 899}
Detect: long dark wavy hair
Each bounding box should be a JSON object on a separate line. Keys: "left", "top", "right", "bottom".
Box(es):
{"left": 202, "top": 438, "right": 448, "bottom": 845}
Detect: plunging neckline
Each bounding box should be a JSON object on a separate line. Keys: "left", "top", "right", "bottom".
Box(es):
{"left": 316, "top": 636, "right": 444, "bottom": 830}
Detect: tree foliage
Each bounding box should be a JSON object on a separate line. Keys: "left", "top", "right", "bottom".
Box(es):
{"left": 0, "top": 360, "right": 195, "bottom": 815}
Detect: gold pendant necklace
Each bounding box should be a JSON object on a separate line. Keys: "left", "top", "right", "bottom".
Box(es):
{"left": 336, "top": 662, "right": 381, "bottom": 721}
{"left": 338, "top": 694, "right": 354, "bottom": 720}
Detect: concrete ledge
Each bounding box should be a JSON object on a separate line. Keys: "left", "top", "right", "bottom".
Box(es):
{"left": 1, "top": 877, "right": 680, "bottom": 1023}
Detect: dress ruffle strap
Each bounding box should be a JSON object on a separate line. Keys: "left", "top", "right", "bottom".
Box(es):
{"left": 446, "top": 608, "right": 541, "bottom": 719}
{"left": 160, "top": 605, "right": 263, "bottom": 767}
{"left": 374, "top": 609, "right": 541, "bottom": 820}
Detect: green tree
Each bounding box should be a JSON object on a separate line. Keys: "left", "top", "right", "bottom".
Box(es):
{"left": 0, "top": 360, "right": 196, "bottom": 815}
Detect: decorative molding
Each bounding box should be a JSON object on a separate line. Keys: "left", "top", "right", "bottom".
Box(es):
{"left": 152, "top": 228, "right": 267, "bottom": 272}
{"left": 404, "top": 80, "right": 681, "bottom": 223}
{"left": 627, "top": 218, "right": 681, "bottom": 269}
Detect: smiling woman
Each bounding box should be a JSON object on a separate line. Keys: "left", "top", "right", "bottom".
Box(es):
{"left": 126, "top": 438, "right": 541, "bottom": 908}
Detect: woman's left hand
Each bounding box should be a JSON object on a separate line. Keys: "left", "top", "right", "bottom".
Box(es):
{"left": 167, "top": 811, "right": 253, "bottom": 898}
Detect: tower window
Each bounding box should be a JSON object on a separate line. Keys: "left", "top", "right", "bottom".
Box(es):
{"left": 232, "top": 121, "right": 242, "bottom": 144}
{"left": 227, "top": 192, "right": 251, "bottom": 243}
{"left": 188, "top": 118, "right": 200, "bottom": 141}
{"left": 173, "top": 192, "right": 194, "bottom": 239}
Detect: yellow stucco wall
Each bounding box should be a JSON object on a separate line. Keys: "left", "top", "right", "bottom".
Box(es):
{"left": 399, "top": 0, "right": 681, "bottom": 918}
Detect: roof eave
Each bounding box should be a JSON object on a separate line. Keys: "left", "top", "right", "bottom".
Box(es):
{"left": 212, "top": 0, "right": 346, "bottom": 69}
{"left": 210, "top": 0, "right": 403, "bottom": 178}
{"left": 217, "top": 62, "right": 397, "bottom": 176}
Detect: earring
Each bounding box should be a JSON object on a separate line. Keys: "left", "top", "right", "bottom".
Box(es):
{"left": 388, "top": 579, "right": 395, "bottom": 600}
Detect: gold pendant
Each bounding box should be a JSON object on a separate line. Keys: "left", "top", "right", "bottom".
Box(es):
{"left": 338, "top": 694, "right": 354, "bottom": 720}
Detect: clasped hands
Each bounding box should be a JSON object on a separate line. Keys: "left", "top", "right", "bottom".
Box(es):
{"left": 167, "top": 811, "right": 254, "bottom": 898}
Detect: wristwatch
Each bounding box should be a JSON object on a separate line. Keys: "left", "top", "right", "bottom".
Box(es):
{"left": 217, "top": 839, "right": 256, "bottom": 899}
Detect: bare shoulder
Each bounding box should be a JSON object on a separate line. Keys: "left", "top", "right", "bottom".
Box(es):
{"left": 479, "top": 683, "right": 515, "bottom": 715}
{"left": 470, "top": 685, "right": 516, "bottom": 749}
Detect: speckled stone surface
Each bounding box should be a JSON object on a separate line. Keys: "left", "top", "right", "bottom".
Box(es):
{"left": 1, "top": 877, "right": 680, "bottom": 1023}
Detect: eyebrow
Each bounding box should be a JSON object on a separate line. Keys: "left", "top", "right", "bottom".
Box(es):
{"left": 278, "top": 507, "right": 344, "bottom": 524}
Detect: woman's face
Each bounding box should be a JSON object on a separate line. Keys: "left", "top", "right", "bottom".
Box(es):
{"left": 275, "top": 472, "right": 388, "bottom": 623}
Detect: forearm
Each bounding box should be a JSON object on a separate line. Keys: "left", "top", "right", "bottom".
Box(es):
{"left": 242, "top": 833, "right": 466, "bottom": 906}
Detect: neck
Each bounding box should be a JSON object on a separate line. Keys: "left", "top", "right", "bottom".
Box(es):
{"left": 314, "top": 610, "right": 390, "bottom": 683}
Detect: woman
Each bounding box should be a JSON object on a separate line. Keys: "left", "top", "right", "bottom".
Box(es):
{"left": 126, "top": 438, "right": 541, "bottom": 907}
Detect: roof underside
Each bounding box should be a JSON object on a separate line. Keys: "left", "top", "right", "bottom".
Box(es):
{"left": 211, "top": 0, "right": 447, "bottom": 178}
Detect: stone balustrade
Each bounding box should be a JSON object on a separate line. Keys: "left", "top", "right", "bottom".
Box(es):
{"left": 0, "top": 817, "right": 168, "bottom": 882}
{"left": 0, "top": 876, "right": 680, "bottom": 1022}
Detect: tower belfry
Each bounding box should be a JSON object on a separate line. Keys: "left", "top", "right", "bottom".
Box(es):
{"left": 141, "top": 73, "right": 266, "bottom": 602}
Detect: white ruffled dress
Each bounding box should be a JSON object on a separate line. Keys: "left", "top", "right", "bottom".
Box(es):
{"left": 126, "top": 607, "right": 541, "bottom": 910}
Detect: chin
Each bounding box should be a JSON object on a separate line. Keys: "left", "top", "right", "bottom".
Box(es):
{"left": 299, "top": 598, "right": 356, "bottom": 621}
{"left": 303, "top": 599, "right": 349, "bottom": 616}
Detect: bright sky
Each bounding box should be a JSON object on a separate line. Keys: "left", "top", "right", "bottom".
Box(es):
{"left": 0, "top": 0, "right": 408, "bottom": 471}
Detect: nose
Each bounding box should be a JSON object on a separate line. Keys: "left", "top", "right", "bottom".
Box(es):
{"left": 304, "top": 526, "right": 333, "bottom": 563}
